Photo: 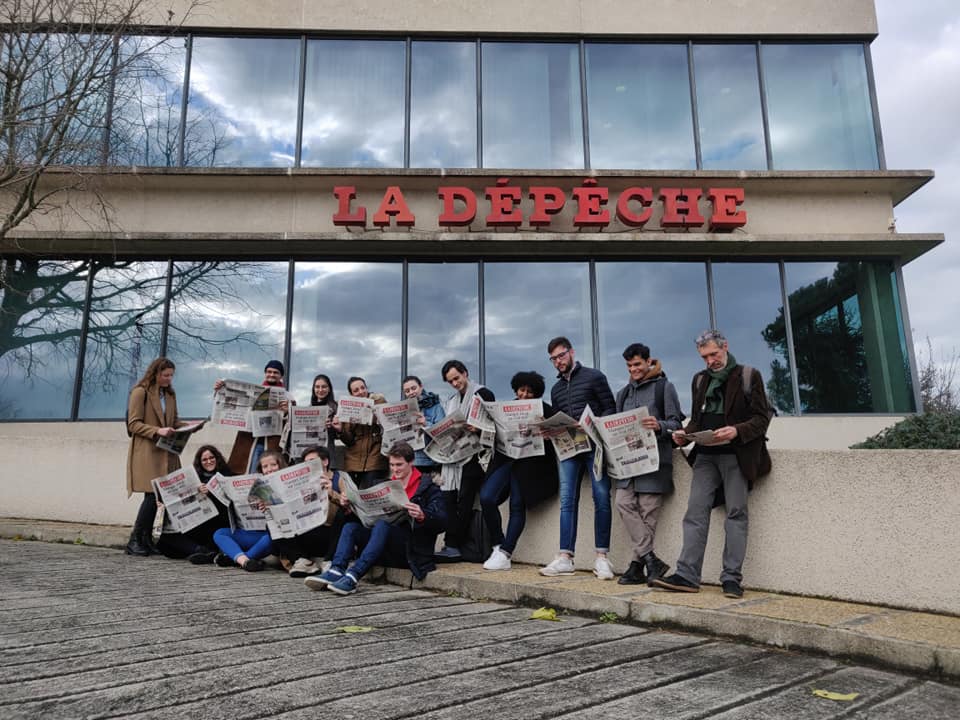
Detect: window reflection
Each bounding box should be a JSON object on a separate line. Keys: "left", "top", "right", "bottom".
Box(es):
{"left": 0, "top": 260, "right": 87, "bottom": 419}
{"left": 167, "top": 261, "right": 288, "bottom": 417}
{"left": 693, "top": 44, "right": 766, "bottom": 170}
{"left": 586, "top": 43, "right": 695, "bottom": 169}
{"left": 775, "top": 261, "right": 913, "bottom": 413}
{"left": 712, "top": 262, "right": 794, "bottom": 413}
{"left": 110, "top": 36, "right": 187, "bottom": 166}
{"left": 762, "top": 44, "right": 878, "bottom": 170}
{"left": 596, "top": 262, "right": 709, "bottom": 412}
{"left": 78, "top": 262, "right": 167, "bottom": 418}
{"left": 185, "top": 37, "right": 299, "bottom": 167}
{"left": 408, "top": 263, "right": 479, "bottom": 392}
{"left": 482, "top": 43, "right": 583, "bottom": 169}
{"left": 410, "top": 42, "right": 477, "bottom": 168}
{"left": 302, "top": 40, "right": 405, "bottom": 168}
{"left": 484, "top": 263, "right": 592, "bottom": 399}
{"left": 290, "top": 263, "right": 402, "bottom": 403}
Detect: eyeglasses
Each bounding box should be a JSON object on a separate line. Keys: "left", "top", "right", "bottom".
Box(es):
{"left": 549, "top": 348, "right": 571, "bottom": 363}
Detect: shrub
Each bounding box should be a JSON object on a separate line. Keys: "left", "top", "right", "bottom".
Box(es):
{"left": 851, "top": 413, "right": 960, "bottom": 449}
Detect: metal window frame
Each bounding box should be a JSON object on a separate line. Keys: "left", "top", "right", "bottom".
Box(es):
{"left": 894, "top": 261, "right": 922, "bottom": 412}
{"left": 755, "top": 41, "right": 774, "bottom": 170}
{"left": 176, "top": 34, "right": 193, "bottom": 167}
{"left": 69, "top": 262, "right": 97, "bottom": 421}
{"left": 294, "top": 36, "right": 307, "bottom": 167}
{"left": 779, "top": 260, "right": 803, "bottom": 415}
{"left": 863, "top": 41, "right": 887, "bottom": 170}
{"left": 687, "top": 41, "right": 703, "bottom": 170}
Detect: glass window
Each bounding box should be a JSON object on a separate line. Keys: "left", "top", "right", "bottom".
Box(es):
{"left": 781, "top": 261, "right": 914, "bottom": 413}
{"left": 482, "top": 43, "right": 583, "bottom": 169}
{"left": 78, "top": 262, "right": 168, "bottom": 418}
{"left": 0, "top": 260, "right": 87, "bottom": 419}
{"left": 596, "top": 262, "right": 709, "bottom": 412}
{"left": 762, "top": 43, "right": 879, "bottom": 170}
{"left": 185, "top": 37, "right": 300, "bottom": 167}
{"left": 712, "top": 262, "right": 794, "bottom": 414}
{"left": 301, "top": 40, "right": 405, "bottom": 168}
{"left": 483, "top": 262, "right": 592, "bottom": 400}
{"left": 290, "top": 262, "right": 402, "bottom": 402}
{"left": 693, "top": 44, "right": 767, "bottom": 170}
{"left": 586, "top": 43, "right": 695, "bottom": 170}
{"left": 109, "top": 36, "right": 187, "bottom": 166}
{"left": 166, "top": 261, "right": 289, "bottom": 418}
{"left": 408, "top": 263, "right": 479, "bottom": 393}
{"left": 410, "top": 41, "right": 477, "bottom": 168}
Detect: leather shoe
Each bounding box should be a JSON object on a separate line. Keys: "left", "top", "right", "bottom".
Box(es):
{"left": 642, "top": 552, "right": 670, "bottom": 586}
{"left": 722, "top": 580, "right": 744, "bottom": 599}
{"left": 124, "top": 530, "right": 150, "bottom": 557}
{"left": 651, "top": 573, "right": 700, "bottom": 593}
{"left": 617, "top": 560, "right": 647, "bottom": 585}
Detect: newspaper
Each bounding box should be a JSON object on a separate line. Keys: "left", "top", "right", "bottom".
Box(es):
{"left": 529, "top": 411, "right": 592, "bottom": 461}
{"left": 337, "top": 396, "right": 375, "bottom": 425}
{"left": 677, "top": 429, "right": 730, "bottom": 446}
{"left": 247, "top": 458, "right": 329, "bottom": 539}
{"left": 376, "top": 398, "right": 425, "bottom": 454}
{"left": 207, "top": 472, "right": 267, "bottom": 531}
{"left": 465, "top": 395, "right": 496, "bottom": 447}
{"left": 424, "top": 410, "right": 484, "bottom": 465}
{"left": 578, "top": 406, "right": 605, "bottom": 480}
{"left": 282, "top": 405, "right": 330, "bottom": 458}
{"left": 339, "top": 475, "right": 409, "bottom": 527}
{"left": 249, "top": 385, "right": 288, "bottom": 438}
{"left": 151, "top": 466, "right": 221, "bottom": 534}
{"left": 155, "top": 419, "right": 206, "bottom": 455}
{"left": 211, "top": 380, "right": 287, "bottom": 434}
{"left": 593, "top": 406, "right": 661, "bottom": 479}
{"left": 484, "top": 400, "right": 545, "bottom": 460}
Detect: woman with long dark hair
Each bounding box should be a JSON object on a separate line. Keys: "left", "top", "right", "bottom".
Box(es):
{"left": 310, "top": 373, "right": 339, "bottom": 461}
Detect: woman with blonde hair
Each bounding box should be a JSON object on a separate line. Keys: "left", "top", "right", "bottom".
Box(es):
{"left": 125, "top": 357, "right": 188, "bottom": 556}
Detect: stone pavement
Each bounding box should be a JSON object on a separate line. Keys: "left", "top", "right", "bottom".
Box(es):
{"left": 1, "top": 539, "right": 959, "bottom": 720}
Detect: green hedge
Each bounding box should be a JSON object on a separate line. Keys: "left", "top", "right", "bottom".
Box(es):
{"left": 851, "top": 412, "right": 960, "bottom": 449}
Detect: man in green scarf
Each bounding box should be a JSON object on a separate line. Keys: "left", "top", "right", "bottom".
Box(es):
{"left": 651, "top": 329, "right": 772, "bottom": 599}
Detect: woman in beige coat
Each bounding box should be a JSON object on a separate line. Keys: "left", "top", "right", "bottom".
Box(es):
{"left": 125, "top": 357, "right": 182, "bottom": 556}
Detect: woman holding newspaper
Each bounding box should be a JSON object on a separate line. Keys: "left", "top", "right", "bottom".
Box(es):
{"left": 211, "top": 451, "right": 281, "bottom": 571}
{"left": 125, "top": 357, "right": 187, "bottom": 557}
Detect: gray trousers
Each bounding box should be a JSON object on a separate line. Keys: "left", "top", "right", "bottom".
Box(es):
{"left": 615, "top": 489, "right": 663, "bottom": 561}
{"left": 676, "top": 453, "right": 748, "bottom": 585}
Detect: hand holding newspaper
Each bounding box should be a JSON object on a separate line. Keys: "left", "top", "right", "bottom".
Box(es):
{"left": 155, "top": 419, "right": 206, "bottom": 455}
{"left": 424, "top": 410, "right": 483, "bottom": 464}
{"left": 248, "top": 458, "right": 329, "bottom": 539}
{"left": 211, "top": 380, "right": 288, "bottom": 435}
{"left": 208, "top": 472, "right": 267, "bottom": 531}
{"left": 483, "top": 399, "right": 545, "bottom": 459}
{"left": 376, "top": 398, "right": 425, "bottom": 454}
{"left": 591, "top": 406, "right": 660, "bottom": 479}
{"left": 339, "top": 474, "right": 410, "bottom": 527}
{"left": 674, "top": 429, "right": 731, "bottom": 446}
{"left": 527, "top": 411, "right": 592, "bottom": 461}
{"left": 282, "top": 405, "right": 330, "bottom": 458}
{"left": 337, "top": 396, "right": 375, "bottom": 425}
{"left": 151, "top": 466, "right": 221, "bottom": 533}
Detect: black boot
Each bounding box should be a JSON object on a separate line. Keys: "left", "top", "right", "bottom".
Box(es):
{"left": 124, "top": 529, "right": 150, "bottom": 557}
{"left": 617, "top": 560, "right": 647, "bottom": 585}
{"left": 140, "top": 529, "right": 160, "bottom": 555}
{"left": 643, "top": 551, "right": 670, "bottom": 586}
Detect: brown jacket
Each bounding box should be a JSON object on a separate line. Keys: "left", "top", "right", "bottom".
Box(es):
{"left": 338, "top": 394, "right": 388, "bottom": 474}
{"left": 126, "top": 384, "right": 181, "bottom": 495}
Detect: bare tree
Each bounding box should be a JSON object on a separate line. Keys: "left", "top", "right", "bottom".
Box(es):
{"left": 917, "top": 336, "right": 959, "bottom": 414}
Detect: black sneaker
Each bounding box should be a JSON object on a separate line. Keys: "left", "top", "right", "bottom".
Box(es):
{"left": 187, "top": 551, "right": 217, "bottom": 565}
{"left": 722, "top": 580, "right": 744, "bottom": 599}
{"left": 213, "top": 553, "right": 234, "bottom": 567}
{"left": 243, "top": 558, "right": 265, "bottom": 572}
{"left": 651, "top": 573, "right": 700, "bottom": 593}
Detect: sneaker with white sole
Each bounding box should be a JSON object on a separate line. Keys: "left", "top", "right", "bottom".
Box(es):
{"left": 483, "top": 546, "right": 511, "bottom": 571}
{"left": 539, "top": 555, "right": 576, "bottom": 576}
{"left": 329, "top": 572, "right": 359, "bottom": 596}
{"left": 304, "top": 567, "right": 343, "bottom": 591}
{"left": 593, "top": 556, "right": 615, "bottom": 580}
{"left": 289, "top": 557, "right": 319, "bottom": 578}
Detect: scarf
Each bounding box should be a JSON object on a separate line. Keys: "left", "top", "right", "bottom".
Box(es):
{"left": 418, "top": 390, "right": 441, "bottom": 410}
{"left": 703, "top": 352, "right": 737, "bottom": 414}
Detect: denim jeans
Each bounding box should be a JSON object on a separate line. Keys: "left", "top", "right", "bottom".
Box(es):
{"left": 479, "top": 464, "right": 527, "bottom": 555}
{"left": 558, "top": 450, "right": 611, "bottom": 555}
{"left": 332, "top": 519, "right": 409, "bottom": 579}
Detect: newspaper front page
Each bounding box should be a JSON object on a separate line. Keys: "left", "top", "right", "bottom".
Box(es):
{"left": 339, "top": 475, "right": 409, "bottom": 528}
{"left": 207, "top": 472, "right": 267, "bottom": 531}
{"left": 248, "top": 458, "right": 329, "bottom": 539}
{"left": 151, "top": 466, "right": 221, "bottom": 533}
{"left": 155, "top": 419, "right": 206, "bottom": 455}
{"left": 376, "top": 398, "right": 425, "bottom": 454}
{"left": 282, "top": 406, "right": 329, "bottom": 458}
{"left": 594, "top": 406, "right": 660, "bottom": 479}
{"left": 529, "top": 411, "right": 592, "bottom": 461}
{"left": 484, "top": 400, "right": 545, "bottom": 459}
{"left": 578, "top": 406, "right": 605, "bottom": 480}
{"left": 210, "top": 380, "right": 262, "bottom": 431}
{"left": 337, "top": 396, "right": 375, "bottom": 425}
{"left": 424, "top": 410, "right": 483, "bottom": 465}
{"left": 465, "top": 395, "right": 496, "bottom": 447}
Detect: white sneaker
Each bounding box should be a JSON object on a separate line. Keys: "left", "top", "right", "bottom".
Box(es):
{"left": 593, "top": 556, "right": 615, "bottom": 580}
{"left": 289, "top": 557, "right": 319, "bottom": 578}
{"left": 539, "top": 555, "right": 576, "bottom": 576}
{"left": 483, "top": 547, "right": 512, "bottom": 571}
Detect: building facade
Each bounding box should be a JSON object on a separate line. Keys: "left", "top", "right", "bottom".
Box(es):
{"left": 0, "top": 0, "right": 942, "bottom": 448}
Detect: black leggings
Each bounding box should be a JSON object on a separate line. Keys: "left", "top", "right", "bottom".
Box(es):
{"left": 133, "top": 493, "right": 158, "bottom": 532}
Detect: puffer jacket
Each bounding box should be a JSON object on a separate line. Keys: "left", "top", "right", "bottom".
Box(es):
{"left": 550, "top": 361, "right": 616, "bottom": 419}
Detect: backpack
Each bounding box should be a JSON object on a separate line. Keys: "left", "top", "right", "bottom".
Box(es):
{"left": 615, "top": 376, "right": 685, "bottom": 423}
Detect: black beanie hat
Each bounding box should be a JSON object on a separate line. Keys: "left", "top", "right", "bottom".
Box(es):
{"left": 264, "top": 359, "right": 285, "bottom": 376}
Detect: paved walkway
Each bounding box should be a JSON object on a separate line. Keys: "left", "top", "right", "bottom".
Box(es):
{"left": 3, "top": 519, "right": 960, "bottom": 682}
{"left": 1, "top": 539, "right": 959, "bottom": 720}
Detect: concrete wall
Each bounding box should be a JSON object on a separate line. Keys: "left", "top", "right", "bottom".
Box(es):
{"left": 153, "top": 1, "right": 878, "bottom": 38}
{"left": 1, "top": 421, "right": 957, "bottom": 614}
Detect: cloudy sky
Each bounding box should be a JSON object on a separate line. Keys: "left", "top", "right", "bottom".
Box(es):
{"left": 872, "top": 1, "right": 959, "bottom": 362}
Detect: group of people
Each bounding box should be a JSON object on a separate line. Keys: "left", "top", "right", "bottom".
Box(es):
{"left": 124, "top": 328, "right": 772, "bottom": 598}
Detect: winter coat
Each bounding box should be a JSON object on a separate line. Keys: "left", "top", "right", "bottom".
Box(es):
{"left": 414, "top": 391, "right": 445, "bottom": 468}
{"left": 405, "top": 471, "right": 448, "bottom": 580}
{"left": 126, "top": 384, "right": 180, "bottom": 495}
{"left": 339, "top": 394, "right": 389, "bottom": 474}
{"left": 550, "top": 362, "right": 616, "bottom": 419}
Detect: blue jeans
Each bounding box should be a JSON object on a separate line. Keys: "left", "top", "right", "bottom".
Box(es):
{"left": 248, "top": 438, "right": 265, "bottom": 474}
{"left": 213, "top": 528, "right": 273, "bottom": 561}
{"left": 558, "top": 450, "right": 611, "bottom": 555}
{"left": 332, "top": 519, "right": 409, "bottom": 579}
{"left": 479, "top": 464, "right": 526, "bottom": 555}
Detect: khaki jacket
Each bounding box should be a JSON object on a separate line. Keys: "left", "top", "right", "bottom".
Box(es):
{"left": 126, "top": 385, "right": 181, "bottom": 495}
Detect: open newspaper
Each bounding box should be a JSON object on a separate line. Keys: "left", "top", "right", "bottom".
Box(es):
{"left": 247, "top": 458, "right": 328, "bottom": 539}
{"left": 376, "top": 398, "right": 425, "bottom": 454}
{"left": 592, "top": 406, "right": 660, "bottom": 479}
{"left": 337, "top": 396, "right": 375, "bottom": 425}
{"left": 155, "top": 419, "right": 206, "bottom": 455}
{"left": 483, "top": 399, "right": 545, "bottom": 459}
{"left": 151, "top": 466, "right": 221, "bottom": 533}
{"left": 248, "top": 385, "right": 288, "bottom": 438}
{"left": 282, "top": 405, "right": 330, "bottom": 458}
{"left": 206, "top": 472, "right": 267, "bottom": 531}
{"left": 465, "top": 395, "right": 496, "bottom": 447}
{"left": 677, "top": 429, "right": 730, "bottom": 446}
{"left": 528, "top": 411, "right": 592, "bottom": 461}
{"left": 578, "top": 406, "right": 606, "bottom": 480}
{"left": 211, "top": 380, "right": 287, "bottom": 436}
{"left": 424, "top": 409, "right": 483, "bottom": 465}
{"left": 339, "top": 474, "right": 409, "bottom": 527}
